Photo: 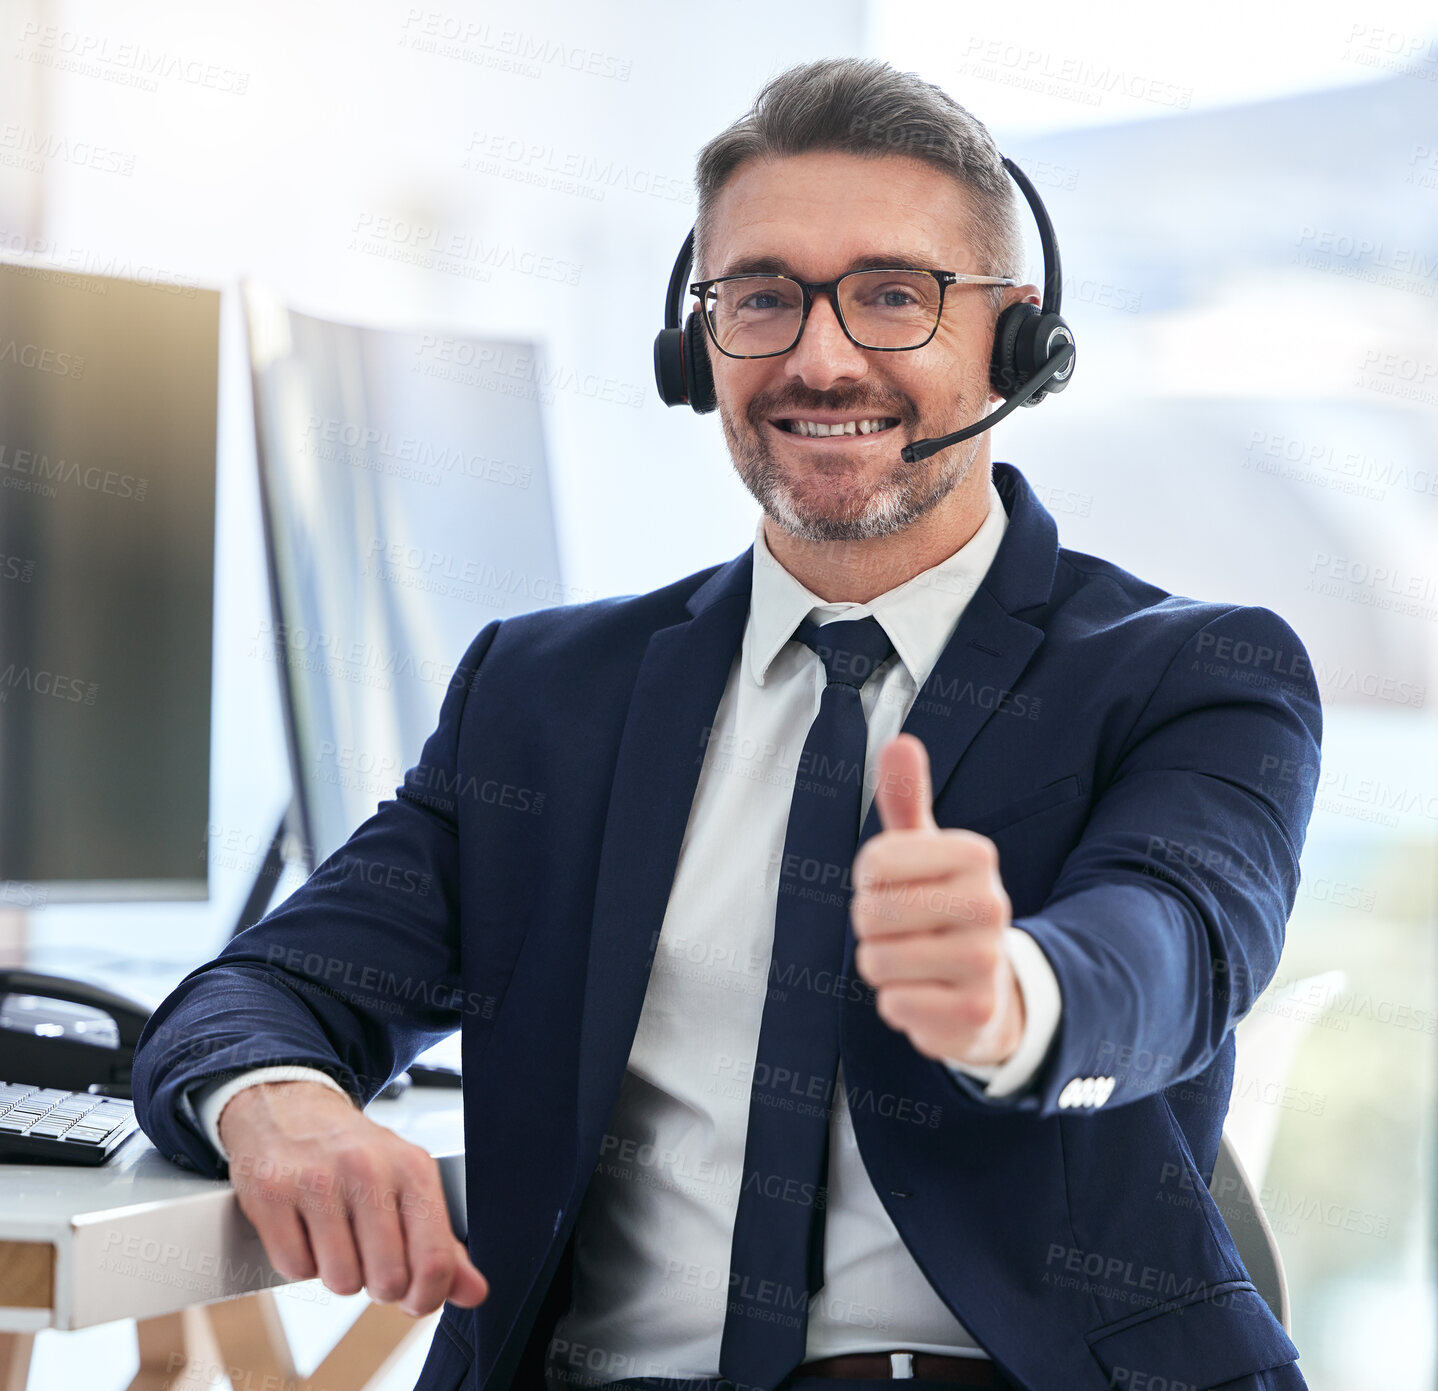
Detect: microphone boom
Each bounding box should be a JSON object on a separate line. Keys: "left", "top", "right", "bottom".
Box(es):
{"left": 899, "top": 343, "right": 1075, "bottom": 465}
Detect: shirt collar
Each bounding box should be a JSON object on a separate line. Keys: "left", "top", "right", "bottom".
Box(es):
{"left": 747, "top": 477, "right": 1009, "bottom": 690}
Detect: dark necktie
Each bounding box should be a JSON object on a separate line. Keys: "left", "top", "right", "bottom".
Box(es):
{"left": 718, "top": 614, "right": 896, "bottom": 1391}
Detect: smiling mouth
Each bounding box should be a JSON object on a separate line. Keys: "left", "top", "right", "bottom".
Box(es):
{"left": 772, "top": 416, "right": 901, "bottom": 438}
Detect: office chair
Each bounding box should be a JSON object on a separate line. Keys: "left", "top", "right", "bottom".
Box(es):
{"left": 1209, "top": 1129, "right": 1290, "bottom": 1330}
{"left": 1207, "top": 969, "right": 1349, "bottom": 1333}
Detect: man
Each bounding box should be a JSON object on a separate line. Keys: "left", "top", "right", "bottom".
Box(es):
{"left": 134, "top": 57, "right": 1321, "bottom": 1391}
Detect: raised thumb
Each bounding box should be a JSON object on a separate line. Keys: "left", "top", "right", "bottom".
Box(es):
{"left": 874, "top": 733, "right": 937, "bottom": 832}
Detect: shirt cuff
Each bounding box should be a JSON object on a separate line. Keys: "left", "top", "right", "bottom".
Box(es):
{"left": 943, "top": 927, "right": 1062, "bottom": 1099}
{"left": 192, "top": 1066, "right": 351, "bottom": 1162}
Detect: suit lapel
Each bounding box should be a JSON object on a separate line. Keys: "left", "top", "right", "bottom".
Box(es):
{"left": 854, "top": 459, "right": 1058, "bottom": 854}
{"left": 860, "top": 589, "right": 1045, "bottom": 845}
{"left": 574, "top": 550, "right": 753, "bottom": 1162}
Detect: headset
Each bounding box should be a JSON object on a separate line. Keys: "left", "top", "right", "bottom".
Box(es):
{"left": 652, "top": 155, "right": 1075, "bottom": 465}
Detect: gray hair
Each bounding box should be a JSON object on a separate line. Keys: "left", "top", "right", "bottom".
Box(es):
{"left": 692, "top": 58, "right": 1023, "bottom": 312}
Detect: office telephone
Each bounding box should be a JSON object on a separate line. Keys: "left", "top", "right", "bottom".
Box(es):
{"left": 0, "top": 970, "right": 151, "bottom": 1164}
{"left": 0, "top": 969, "right": 151, "bottom": 1096}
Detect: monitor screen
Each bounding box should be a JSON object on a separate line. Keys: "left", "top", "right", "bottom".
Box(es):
{"left": 243, "top": 284, "right": 567, "bottom": 871}
{"left": 0, "top": 260, "right": 218, "bottom": 900}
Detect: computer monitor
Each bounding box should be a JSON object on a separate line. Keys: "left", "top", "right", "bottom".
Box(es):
{"left": 0, "top": 259, "right": 219, "bottom": 901}
{"left": 242, "top": 284, "right": 567, "bottom": 882}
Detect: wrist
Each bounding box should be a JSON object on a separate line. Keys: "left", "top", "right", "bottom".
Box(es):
{"left": 217, "top": 1078, "right": 354, "bottom": 1152}
{"left": 951, "top": 954, "right": 1026, "bottom": 1067}
{"left": 944, "top": 926, "right": 1062, "bottom": 1101}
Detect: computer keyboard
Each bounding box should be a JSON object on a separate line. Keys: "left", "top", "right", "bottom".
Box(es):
{"left": 0, "top": 1081, "right": 138, "bottom": 1165}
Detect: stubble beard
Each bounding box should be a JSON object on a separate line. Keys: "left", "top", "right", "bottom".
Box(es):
{"left": 720, "top": 389, "right": 985, "bottom": 543}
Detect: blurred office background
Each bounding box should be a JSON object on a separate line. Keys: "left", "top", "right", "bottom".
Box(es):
{"left": 0, "top": 0, "right": 1434, "bottom": 1386}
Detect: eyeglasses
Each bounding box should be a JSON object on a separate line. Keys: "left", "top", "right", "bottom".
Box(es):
{"left": 689, "top": 267, "right": 1016, "bottom": 359}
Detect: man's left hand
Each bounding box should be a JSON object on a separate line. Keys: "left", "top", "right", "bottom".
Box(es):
{"left": 851, "top": 733, "right": 1024, "bottom": 1067}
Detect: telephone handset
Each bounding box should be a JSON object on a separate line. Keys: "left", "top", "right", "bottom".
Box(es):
{"left": 0, "top": 969, "right": 153, "bottom": 1097}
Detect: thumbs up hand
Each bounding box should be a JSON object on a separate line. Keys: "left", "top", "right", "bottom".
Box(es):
{"left": 850, "top": 733, "right": 1025, "bottom": 1068}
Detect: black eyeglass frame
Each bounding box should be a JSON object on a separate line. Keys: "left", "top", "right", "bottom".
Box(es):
{"left": 687, "top": 268, "right": 1018, "bottom": 359}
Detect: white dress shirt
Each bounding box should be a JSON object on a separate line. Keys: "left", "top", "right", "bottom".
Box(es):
{"left": 195, "top": 478, "right": 1063, "bottom": 1375}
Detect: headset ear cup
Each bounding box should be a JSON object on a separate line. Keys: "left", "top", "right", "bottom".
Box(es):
{"left": 990, "top": 302, "right": 1036, "bottom": 398}
{"left": 653, "top": 326, "right": 688, "bottom": 407}
{"left": 683, "top": 312, "right": 717, "bottom": 414}
{"left": 1028, "top": 312, "right": 1075, "bottom": 401}
{"left": 990, "top": 303, "right": 1075, "bottom": 404}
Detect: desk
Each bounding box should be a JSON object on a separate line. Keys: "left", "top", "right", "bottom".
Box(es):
{"left": 0, "top": 1087, "right": 465, "bottom": 1391}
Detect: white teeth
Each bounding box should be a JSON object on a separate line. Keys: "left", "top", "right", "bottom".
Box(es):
{"left": 784, "top": 418, "right": 894, "bottom": 437}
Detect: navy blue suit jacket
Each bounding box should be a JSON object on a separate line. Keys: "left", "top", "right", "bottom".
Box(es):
{"left": 133, "top": 460, "right": 1322, "bottom": 1391}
